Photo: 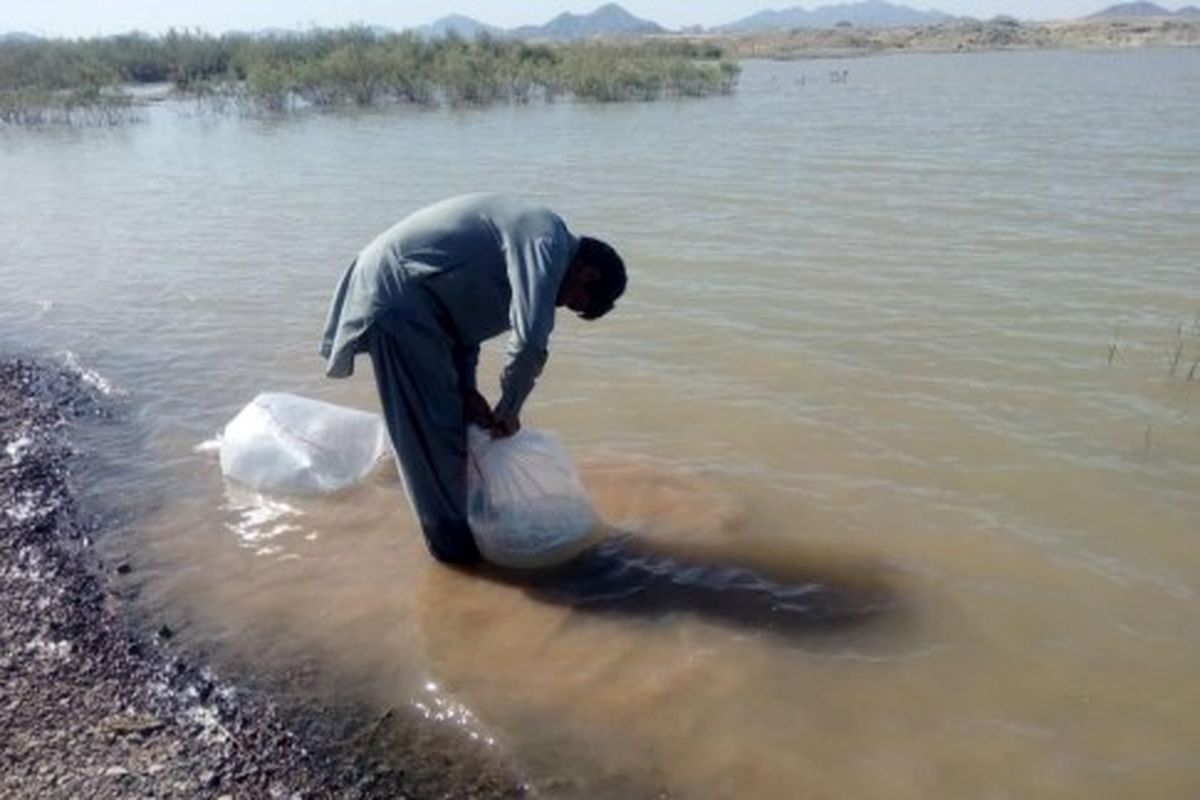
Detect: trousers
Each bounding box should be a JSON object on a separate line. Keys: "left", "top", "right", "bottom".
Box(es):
{"left": 366, "top": 288, "right": 481, "bottom": 564}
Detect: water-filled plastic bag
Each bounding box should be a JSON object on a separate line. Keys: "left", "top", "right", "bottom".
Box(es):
{"left": 468, "top": 426, "right": 597, "bottom": 568}
{"left": 219, "top": 393, "right": 388, "bottom": 495}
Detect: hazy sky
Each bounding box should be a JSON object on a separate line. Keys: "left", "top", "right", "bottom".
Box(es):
{"left": 5, "top": 1, "right": 1171, "bottom": 37}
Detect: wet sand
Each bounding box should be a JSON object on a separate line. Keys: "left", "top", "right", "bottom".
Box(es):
{"left": 0, "top": 357, "right": 526, "bottom": 799}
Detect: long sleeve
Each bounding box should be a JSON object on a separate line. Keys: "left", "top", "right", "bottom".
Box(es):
{"left": 320, "top": 259, "right": 366, "bottom": 378}
{"left": 494, "top": 234, "right": 569, "bottom": 419}
{"left": 454, "top": 343, "right": 480, "bottom": 392}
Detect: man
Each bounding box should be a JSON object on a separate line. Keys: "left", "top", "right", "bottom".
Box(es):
{"left": 320, "top": 193, "right": 627, "bottom": 564}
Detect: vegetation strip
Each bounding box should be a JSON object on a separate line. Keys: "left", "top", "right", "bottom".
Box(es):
{"left": 0, "top": 29, "right": 739, "bottom": 124}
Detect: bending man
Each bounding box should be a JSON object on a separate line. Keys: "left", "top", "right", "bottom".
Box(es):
{"left": 320, "top": 194, "right": 627, "bottom": 564}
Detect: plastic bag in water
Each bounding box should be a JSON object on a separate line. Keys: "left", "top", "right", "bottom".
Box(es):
{"left": 219, "top": 392, "right": 388, "bottom": 495}
{"left": 468, "top": 426, "right": 597, "bottom": 569}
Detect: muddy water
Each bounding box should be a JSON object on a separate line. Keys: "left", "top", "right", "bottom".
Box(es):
{"left": 2, "top": 50, "right": 1199, "bottom": 798}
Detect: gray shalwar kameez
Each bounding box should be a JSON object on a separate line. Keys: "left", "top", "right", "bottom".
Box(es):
{"left": 320, "top": 194, "right": 580, "bottom": 563}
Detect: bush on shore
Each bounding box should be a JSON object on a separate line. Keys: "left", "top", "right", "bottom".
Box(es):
{"left": 0, "top": 28, "right": 740, "bottom": 123}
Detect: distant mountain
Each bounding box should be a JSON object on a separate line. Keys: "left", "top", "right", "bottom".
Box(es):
{"left": 720, "top": 1, "right": 955, "bottom": 31}
{"left": 1177, "top": 5, "right": 1200, "bottom": 15}
{"left": 413, "top": 4, "right": 662, "bottom": 40}
{"left": 247, "top": 27, "right": 304, "bottom": 39}
{"left": 247, "top": 25, "right": 394, "bottom": 39}
{"left": 510, "top": 3, "right": 664, "bottom": 40}
{"left": 1, "top": 31, "right": 41, "bottom": 42}
{"left": 1087, "top": 2, "right": 1175, "bottom": 17}
{"left": 416, "top": 14, "right": 501, "bottom": 38}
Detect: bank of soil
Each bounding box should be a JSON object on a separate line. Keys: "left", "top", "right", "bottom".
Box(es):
{"left": 722, "top": 17, "right": 1200, "bottom": 59}
{"left": 0, "top": 357, "right": 527, "bottom": 799}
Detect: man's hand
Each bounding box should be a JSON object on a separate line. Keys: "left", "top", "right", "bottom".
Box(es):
{"left": 464, "top": 388, "right": 497, "bottom": 431}
{"left": 464, "top": 388, "right": 519, "bottom": 438}
{"left": 491, "top": 411, "right": 521, "bottom": 439}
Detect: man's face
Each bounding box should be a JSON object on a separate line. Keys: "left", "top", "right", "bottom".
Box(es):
{"left": 562, "top": 280, "right": 591, "bottom": 316}
{"left": 561, "top": 264, "right": 602, "bottom": 317}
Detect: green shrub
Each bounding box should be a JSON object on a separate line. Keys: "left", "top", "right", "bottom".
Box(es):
{"left": 0, "top": 29, "right": 740, "bottom": 122}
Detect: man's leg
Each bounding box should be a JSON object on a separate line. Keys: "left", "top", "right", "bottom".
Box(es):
{"left": 367, "top": 311, "right": 480, "bottom": 564}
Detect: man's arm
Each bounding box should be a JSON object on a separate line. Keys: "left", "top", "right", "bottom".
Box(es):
{"left": 454, "top": 343, "right": 480, "bottom": 393}
{"left": 493, "top": 231, "right": 571, "bottom": 431}
{"left": 455, "top": 343, "right": 501, "bottom": 431}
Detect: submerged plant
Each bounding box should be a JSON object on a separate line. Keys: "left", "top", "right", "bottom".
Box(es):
{"left": 0, "top": 86, "right": 138, "bottom": 127}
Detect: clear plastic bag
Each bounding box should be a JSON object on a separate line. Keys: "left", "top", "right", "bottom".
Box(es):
{"left": 467, "top": 426, "right": 598, "bottom": 569}
{"left": 219, "top": 392, "right": 388, "bottom": 495}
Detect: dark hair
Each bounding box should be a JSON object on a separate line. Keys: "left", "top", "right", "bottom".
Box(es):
{"left": 575, "top": 236, "right": 627, "bottom": 320}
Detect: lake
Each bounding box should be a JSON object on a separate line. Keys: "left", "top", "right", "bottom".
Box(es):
{"left": 2, "top": 49, "right": 1198, "bottom": 798}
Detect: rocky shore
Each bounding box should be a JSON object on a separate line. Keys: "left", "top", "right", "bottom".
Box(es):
{"left": 721, "top": 17, "right": 1200, "bottom": 59}
{"left": 0, "top": 358, "right": 526, "bottom": 799}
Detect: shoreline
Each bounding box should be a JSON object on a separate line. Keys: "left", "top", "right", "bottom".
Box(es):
{"left": 716, "top": 17, "right": 1200, "bottom": 59}
{"left": 0, "top": 357, "right": 526, "bottom": 799}
{"left": 3, "top": 19, "right": 1196, "bottom": 126}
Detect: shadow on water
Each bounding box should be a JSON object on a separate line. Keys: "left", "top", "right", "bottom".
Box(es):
{"left": 473, "top": 532, "right": 902, "bottom": 643}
